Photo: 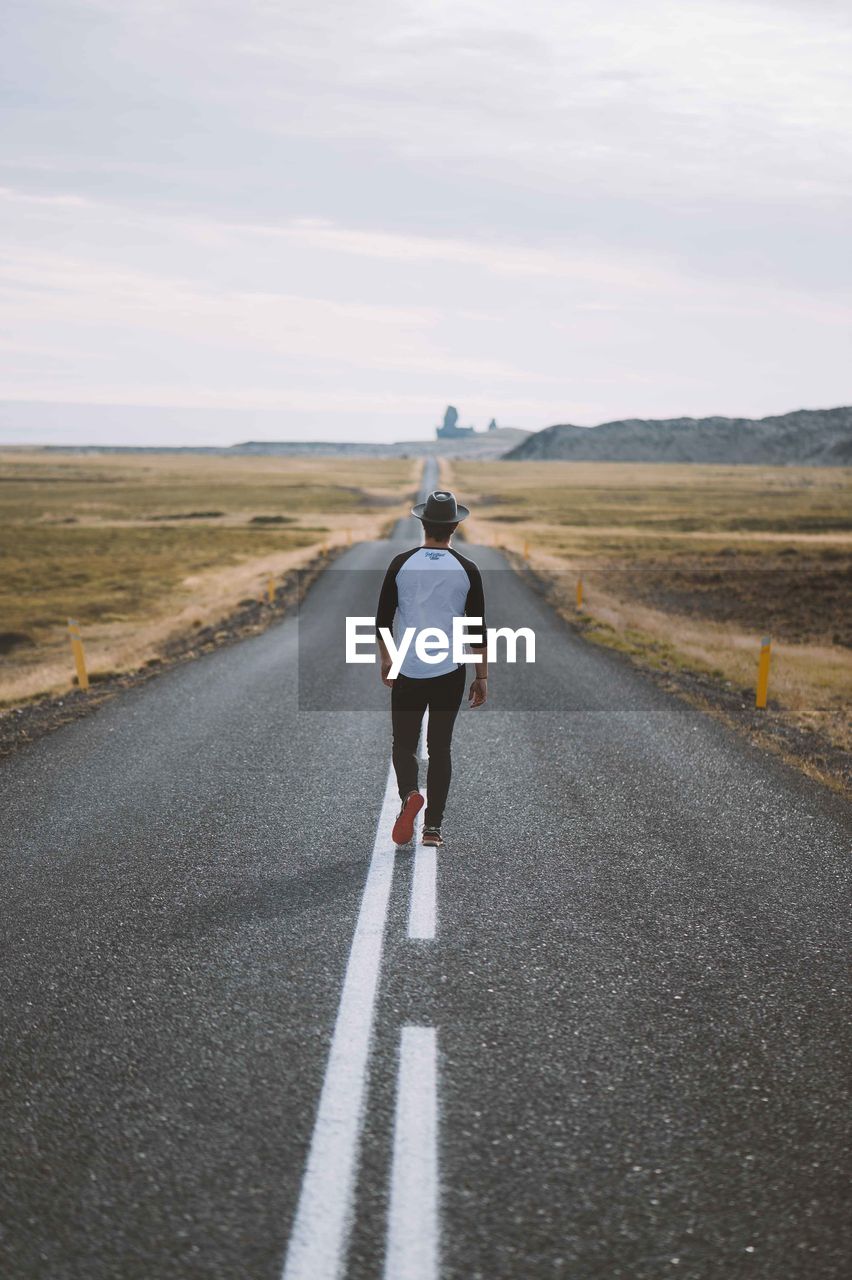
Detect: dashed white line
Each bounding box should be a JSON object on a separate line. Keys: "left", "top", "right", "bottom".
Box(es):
{"left": 281, "top": 763, "right": 400, "bottom": 1280}
{"left": 408, "top": 843, "right": 436, "bottom": 939}
{"left": 384, "top": 1026, "right": 440, "bottom": 1280}
{"left": 409, "top": 710, "right": 436, "bottom": 939}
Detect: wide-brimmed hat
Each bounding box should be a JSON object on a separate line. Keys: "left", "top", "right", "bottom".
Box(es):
{"left": 411, "top": 489, "right": 470, "bottom": 523}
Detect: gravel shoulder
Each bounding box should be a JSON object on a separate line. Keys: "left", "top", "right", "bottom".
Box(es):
{"left": 0, "top": 546, "right": 342, "bottom": 760}
{"left": 504, "top": 551, "right": 851, "bottom": 796}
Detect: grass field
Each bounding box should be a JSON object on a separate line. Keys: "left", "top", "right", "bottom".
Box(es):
{"left": 449, "top": 460, "right": 852, "bottom": 770}
{"left": 0, "top": 450, "right": 416, "bottom": 705}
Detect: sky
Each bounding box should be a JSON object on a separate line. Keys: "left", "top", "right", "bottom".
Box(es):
{"left": 0, "top": 0, "right": 850, "bottom": 445}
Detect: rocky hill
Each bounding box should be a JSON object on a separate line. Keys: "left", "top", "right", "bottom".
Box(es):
{"left": 503, "top": 407, "right": 852, "bottom": 466}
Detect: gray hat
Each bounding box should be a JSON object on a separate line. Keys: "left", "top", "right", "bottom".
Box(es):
{"left": 411, "top": 489, "right": 470, "bottom": 523}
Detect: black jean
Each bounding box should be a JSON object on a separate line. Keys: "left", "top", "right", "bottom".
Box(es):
{"left": 391, "top": 664, "right": 466, "bottom": 827}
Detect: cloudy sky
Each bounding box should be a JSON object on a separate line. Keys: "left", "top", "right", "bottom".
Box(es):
{"left": 1, "top": 0, "right": 850, "bottom": 444}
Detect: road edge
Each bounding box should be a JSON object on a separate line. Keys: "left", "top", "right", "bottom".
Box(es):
{"left": 501, "top": 548, "right": 851, "bottom": 797}
{"left": 0, "top": 543, "right": 350, "bottom": 761}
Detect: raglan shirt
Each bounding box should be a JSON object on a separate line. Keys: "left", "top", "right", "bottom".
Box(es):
{"left": 375, "top": 546, "right": 486, "bottom": 679}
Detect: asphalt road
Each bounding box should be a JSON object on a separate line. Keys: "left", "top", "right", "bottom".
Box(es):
{"left": 1, "top": 459, "right": 849, "bottom": 1279}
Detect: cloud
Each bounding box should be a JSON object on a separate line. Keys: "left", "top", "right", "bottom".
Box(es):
{"left": 0, "top": 225, "right": 547, "bottom": 402}
{"left": 220, "top": 0, "right": 852, "bottom": 203}
{"left": 0, "top": 1, "right": 850, "bottom": 440}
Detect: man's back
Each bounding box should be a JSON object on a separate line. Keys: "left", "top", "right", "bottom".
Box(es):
{"left": 376, "top": 545, "right": 485, "bottom": 679}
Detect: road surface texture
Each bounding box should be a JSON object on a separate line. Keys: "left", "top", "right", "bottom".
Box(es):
{"left": 1, "top": 459, "right": 849, "bottom": 1279}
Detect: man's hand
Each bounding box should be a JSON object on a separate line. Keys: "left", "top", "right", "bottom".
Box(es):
{"left": 381, "top": 657, "right": 394, "bottom": 688}
{"left": 468, "top": 677, "right": 487, "bottom": 708}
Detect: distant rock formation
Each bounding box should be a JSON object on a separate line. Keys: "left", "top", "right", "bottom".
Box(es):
{"left": 487, "top": 418, "right": 498, "bottom": 431}
{"left": 436, "top": 405, "right": 475, "bottom": 439}
{"left": 503, "top": 407, "right": 852, "bottom": 466}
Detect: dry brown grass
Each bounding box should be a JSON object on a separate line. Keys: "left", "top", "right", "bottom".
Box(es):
{"left": 448, "top": 459, "right": 852, "bottom": 760}
{"left": 0, "top": 449, "right": 416, "bottom": 705}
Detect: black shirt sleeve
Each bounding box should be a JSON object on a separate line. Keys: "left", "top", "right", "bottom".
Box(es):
{"left": 375, "top": 549, "right": 416, "bottom": 634}
{"left": 464, "top": 562, "right": 486, "bottom": 651}
{"left": 450, "top": 550, "right": 486, "bottom": 651}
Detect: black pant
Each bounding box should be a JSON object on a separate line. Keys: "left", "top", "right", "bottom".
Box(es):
{"left": 391, "top": 665, "right": 466, "bottom": 827}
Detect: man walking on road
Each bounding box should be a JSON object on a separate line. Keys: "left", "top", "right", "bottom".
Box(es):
{"left": 376, "top": 489, "right": 487, "bottom": 849}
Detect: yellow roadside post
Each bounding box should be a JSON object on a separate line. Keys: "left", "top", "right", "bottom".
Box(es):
{"left": 267, "top": 575, "right": 275, "bottom": 605}
{"left": 67, "top": 618, "right": 89, "bottom": 691}
{"left": 320, "top": 540, "right": 328, "bottom": 558}
{"left": 523, "top": 538, "right": 530, "bottom": 562}
{"left": 346, "top": 529, "right": 352, "bottom": 547}
{"left": 576, "top": 576, "right": 584, "bottom": 609}
{"left": 756, "top": 636, "right": 771, "bottom": 709}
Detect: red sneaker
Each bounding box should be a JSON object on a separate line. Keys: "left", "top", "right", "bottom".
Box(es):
{"left": 392, "top": 790, "right": 424, "bottom": 845}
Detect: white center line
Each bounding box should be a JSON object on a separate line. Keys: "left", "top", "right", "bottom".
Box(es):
{"left": 281, "top": 763, "right": 400, "bottom": 1280}
{"left": 384, "top": 1025, "right": 440, "bottom": 1280}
